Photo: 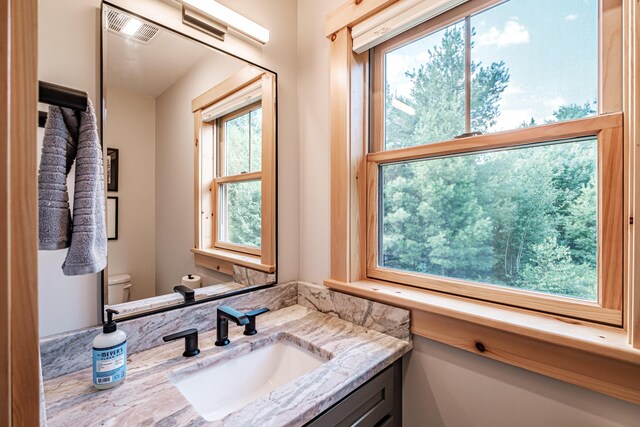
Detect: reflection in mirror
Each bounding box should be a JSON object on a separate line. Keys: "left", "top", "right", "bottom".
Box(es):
{"left": 102, "top": 5, "right": 276, "bottom": 319}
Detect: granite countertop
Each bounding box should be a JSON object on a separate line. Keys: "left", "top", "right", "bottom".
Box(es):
{"left": 43, "top": 302, "right": 412, "bottom": 426}
{"left": 108, "top": 281, "right": 250, "bottom": 320}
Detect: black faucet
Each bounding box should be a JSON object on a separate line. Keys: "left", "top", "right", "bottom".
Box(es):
{"left": 163, "top": 328, "right": 200, "bottom": 357}
{"left": 173, "top": 285, "right": 195, "bottom": 303}
{"left": 215, "top": 306, "right": 249, "bottom": 346}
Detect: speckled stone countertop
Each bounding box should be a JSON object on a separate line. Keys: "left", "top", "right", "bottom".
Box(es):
{"left": 42, "top": 283, "right": 412, "bottom": 426}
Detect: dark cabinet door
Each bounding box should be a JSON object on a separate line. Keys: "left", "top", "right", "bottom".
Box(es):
{"left": 306, "top": 359, "right": 402, "bottom": 427}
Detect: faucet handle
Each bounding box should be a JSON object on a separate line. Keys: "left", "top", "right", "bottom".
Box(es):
{"left": 243, "top": 308, "right": 270, "bottom": 336}
{"left": 163, "top": 328, "right": 200, "bottom": 357}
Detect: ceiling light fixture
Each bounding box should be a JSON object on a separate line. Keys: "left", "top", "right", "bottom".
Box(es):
{"left": 178, "top": 0, "right": 269, "bottom": 44}
{"left": 121, "top": 17, "right": 143, "bottom": 36}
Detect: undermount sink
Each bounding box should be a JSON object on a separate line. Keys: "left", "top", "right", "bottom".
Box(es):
{"left": 171, "top": 340, "right": 327, "bottom": 422}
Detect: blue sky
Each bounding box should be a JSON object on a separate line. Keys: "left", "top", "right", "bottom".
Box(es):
{"left": 386, "top": 0, "right": 598, "bottom": 132}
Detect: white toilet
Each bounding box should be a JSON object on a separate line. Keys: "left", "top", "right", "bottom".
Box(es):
{"left": 107, "top": 274, "right": 132, "bottom": 305}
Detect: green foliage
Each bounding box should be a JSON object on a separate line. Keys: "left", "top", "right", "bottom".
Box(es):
{"left": 226, "top": 180, "right": 261, "bottom": 247}
{"left": 385, "top": 27, "right": 509, "bottom": 149}
{"left": 552, "top": 101, "right": 596, "bottom": 122}
{"left": 381, "top": 24, "right": 598, "bottom": 300}
{"left": 223, "top": 107, "right": 263, "bottom": 248}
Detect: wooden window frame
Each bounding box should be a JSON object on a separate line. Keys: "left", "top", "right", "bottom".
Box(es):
{"left": 214, "top": 101, "right": 263, "bottom": 257}
{"left": 371, "top": 0, "right": 624, "bottom": 325}
{"left": 367, "top": 115, "right": 624, "bottom": 325}
{"left": 192, "top": 66, "right": 276, "bottom": 274}
{"left": 325, "top": 0, "right": 640, "bottom": 405}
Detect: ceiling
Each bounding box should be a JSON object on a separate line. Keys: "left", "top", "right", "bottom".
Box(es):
{"left": 105, "top": 24, "right": 229, "bottom": 97}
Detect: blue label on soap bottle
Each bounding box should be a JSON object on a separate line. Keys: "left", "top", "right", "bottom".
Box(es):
{"left": 92, "top": 341, "right": 127, "bottom": 386}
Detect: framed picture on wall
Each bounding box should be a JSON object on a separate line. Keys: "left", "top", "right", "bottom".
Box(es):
{"left": 107, "top": 148, "right": 119, "bottom": 192}
{"left": 107, "top": 197, "right": 118, "bottom": 240}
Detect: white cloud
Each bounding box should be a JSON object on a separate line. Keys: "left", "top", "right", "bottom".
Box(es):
{"left": 544, "top": 96, "right": 567, "bottom": 111}
{"left": 565, "top": 14, "right": 578, "bottom": 21}
{"left": 476, "top": 19, "right": 530, "bottom": 48}
{"left": 491, "top": 108, "right": 535, "bottom": 131}
{"left": 503, "top": 84, "right": 524, "bottom": 96}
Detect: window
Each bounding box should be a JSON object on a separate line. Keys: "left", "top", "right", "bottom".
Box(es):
{"left": 192, "top": 66, "right": 276, "bottom": 273}
{"left": 217, "top": 103, "right": 263, "bottom": 254}
{"left": 370, "top": 0, "right": 623, "bottom": 324}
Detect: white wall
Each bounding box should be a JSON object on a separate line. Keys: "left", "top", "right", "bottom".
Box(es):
{"left": 404, "top": 337, "right": 640, "bottom": 426}
{"left": 38, "top": 0, "right": 102, "bottom": 337}
{"left": 154, "top": 54, "right": 246, "bottom": 295}
{"left": 105, "top": 87, "right": 156, "bottom": 301}
{"left": 295, "top": 0, "right": 640, "bottom": 424}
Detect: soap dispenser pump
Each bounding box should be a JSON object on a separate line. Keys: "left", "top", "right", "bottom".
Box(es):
{"left": 92, "top": 308, "right": 127, "bottom": 389}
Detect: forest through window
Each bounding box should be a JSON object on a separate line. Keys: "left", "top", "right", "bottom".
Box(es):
{"left": 378, "top": 0, "right": 600, "bottom": 300}
{"left": 218, "top": 105, "right": 262, "bottom": 248}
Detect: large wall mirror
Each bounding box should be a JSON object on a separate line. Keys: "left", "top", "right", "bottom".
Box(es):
{"left": 102, "top": 3, "right": 277, "bottom": 319}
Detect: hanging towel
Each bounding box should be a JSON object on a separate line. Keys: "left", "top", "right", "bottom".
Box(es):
{"left": 62, "top": 99, "right": 107, "bottom": 276}
{"left": 38, "top": 106, "right": 79, "bottom": 250}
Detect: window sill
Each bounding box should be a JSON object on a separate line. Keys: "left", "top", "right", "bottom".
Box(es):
{"left": 324, "top": 278, "right": 640, "bottom": 404}
{"left": 192, "top": 248, "right": 275, "bottom": 274}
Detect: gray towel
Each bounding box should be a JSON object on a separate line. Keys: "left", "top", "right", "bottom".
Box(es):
{"left": 38, "top": 99, "right": 107, "bottom": 276}
{"left": 38, "top": 106, "right": 79, "bottom": 249}
{"left": 62, "top": 99, "right": 107, "bottom": 275}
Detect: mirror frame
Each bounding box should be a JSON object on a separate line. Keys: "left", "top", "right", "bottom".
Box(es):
{"left": 100, "top": 1, "right": 278, "bottom": 323}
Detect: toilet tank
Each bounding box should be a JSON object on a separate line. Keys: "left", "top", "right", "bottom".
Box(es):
{"left": 107, "top": 274, "right": 132, "bottom": 305}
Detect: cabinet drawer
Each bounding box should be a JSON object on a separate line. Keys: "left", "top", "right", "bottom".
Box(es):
{"left": 306, "top": 359, "right": 402, "bottom": 427}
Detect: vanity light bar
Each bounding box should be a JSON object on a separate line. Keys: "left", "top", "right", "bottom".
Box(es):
{"left": 178, "top": 0, "right": 269, "bottom": 44}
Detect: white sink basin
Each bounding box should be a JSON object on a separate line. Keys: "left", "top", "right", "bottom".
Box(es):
{"left": 171, "top": 341, "right": 327, "bottom": 421}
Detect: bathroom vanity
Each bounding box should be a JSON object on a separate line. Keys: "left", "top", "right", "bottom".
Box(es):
{"left": 41, "top": 282, "right": 411, "bottom": 426}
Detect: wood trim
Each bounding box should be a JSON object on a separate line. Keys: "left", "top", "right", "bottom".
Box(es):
{"left": 600, "top": 0, "right": 623, "bottom": 113}
{"left": 411, "top": 309, "right": 640, "bottom": 405}
{"left": 368, "top": 113, "right": 623, "bottom": 163}
{"left": 191, "top": 65, "right": 263, "bottom": 112}
{"left": 330, "top": 28, "right": 351, "bottom": 282}
{"left": 215, "top": 171, "right": 262, "bottom": 184}
{"left": 599, "top": 126, "right": 624, "bottom": 311}
{"left": 330, "top": 28, "right": 368, "bottom": 282}
{"left": 370, "top": 39, "right": 384, "bottom": 154}
{"left": 192, "top": 252, "right": 234, "bottom": 276}
{"left": 625, "top": 0, "right": 640, "bottom": 348}
{"left": 260, "top": 73, "right": 277, "bottom": 268}
{"left": 192, "top": 248, "right": 275, "bottom": 273}
{"left": 0, "top": 0, "right": 10, "bottom": 422}
{"left": 352, "top": 52, "right": 369, "bottom": 281}
{"left": 366, "top": 161, "right": 379, "bottom": 273}
{"left": 326, "top": 0, "right": 401, "bottom": 38}
{"left": 368, "top": 267, "right": 621, "bottom": 325}
{"left": 214, "top": 241, "right": 261, "bottom": 257}
{"left": 0, "top": 0, "right": 40, "bottom": 423}
{"left": 193, "top": 111, "right": 203, "bottom": 249}
{"left": 325, "top": 278, "right": 640, "bottom": 365}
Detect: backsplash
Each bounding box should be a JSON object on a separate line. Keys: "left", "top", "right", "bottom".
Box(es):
{"left": 40, "top": 282, "right": 410, "bottom": 380}
{"left": 298, "top": 283, "right": 410, "bottom": 341}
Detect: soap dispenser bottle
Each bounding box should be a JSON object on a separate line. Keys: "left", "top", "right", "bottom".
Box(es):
{"left": 92, "top": 308, "right": 127, "bottom": 389}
